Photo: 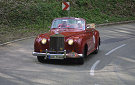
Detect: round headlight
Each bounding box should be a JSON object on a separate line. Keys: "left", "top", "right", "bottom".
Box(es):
{"left": 41, "top": 38, "right": 47, "bottom": 44}
{"left": 68, "top": 39, "right": 74, "bottom": 45}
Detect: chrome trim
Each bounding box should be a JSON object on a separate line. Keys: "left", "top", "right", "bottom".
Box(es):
{"left": 64, "top": 50, "right": 66, "bottom": 58}
{"left": 32, "top": 52, "right": 83, "bottom": 58}
{"left": 45, "top": 49, "right": 48, "bottom": 59}
{"left": 78, "top": 54, "right": 83, "bottom": 56}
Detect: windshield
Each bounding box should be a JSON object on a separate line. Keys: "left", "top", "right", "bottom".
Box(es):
{"left": 51, "top": 19, "right": 85, "bottom": 30}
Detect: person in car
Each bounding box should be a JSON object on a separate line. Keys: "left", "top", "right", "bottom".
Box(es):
{"left": 58, "top": 20, "right": 69, "bottom": 28}
{"left": 77, "top": 21, "right": 83, "bottom": 28}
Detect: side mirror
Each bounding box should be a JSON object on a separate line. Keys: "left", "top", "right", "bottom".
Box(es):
{"left": 86, "top": 23, "right": 96, "bottom": 29}
{"left": 86, "top": 25, "right": 90, "bottom": 29}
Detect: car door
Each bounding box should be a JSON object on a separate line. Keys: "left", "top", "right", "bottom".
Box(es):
{"left": 86, "top": 28, "right": 95, "bottom": 53}
{"left": 91, "top": 28, "right": 96, "bottom": 50}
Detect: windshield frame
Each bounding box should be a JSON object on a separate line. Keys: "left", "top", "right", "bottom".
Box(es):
{"left": 51, "top": 18, "right": 86, "bottom": 30}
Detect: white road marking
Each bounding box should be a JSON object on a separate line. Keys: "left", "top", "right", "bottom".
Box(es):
{"left": 90, "top": 60, "right": 100, "bottom": 76}
{"left": 105, "top": 44, "right": 126, "bottom": 55}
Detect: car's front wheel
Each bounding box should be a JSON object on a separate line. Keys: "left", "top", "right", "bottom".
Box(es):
{"left": 77, "top": 46, "right": 87, "bottom": 64}
{"left": 37, "top": 56, "right": 46, "bottom": 63}
{"left": 77, "top": 57, "right": 84, "bottom": 64}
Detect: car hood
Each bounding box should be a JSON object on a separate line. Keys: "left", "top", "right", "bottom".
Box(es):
{"left": 39, "top": 28, "right": 85, "bottom": 38}
{"left": 49, "top": 28, "right": 85, "bottom": 37}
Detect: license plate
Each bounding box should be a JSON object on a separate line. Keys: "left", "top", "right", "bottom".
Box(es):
{"left": 48, "top": 55, "right": 64, "bottom": 59}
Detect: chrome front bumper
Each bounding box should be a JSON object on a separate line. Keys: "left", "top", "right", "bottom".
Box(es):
{"left": 32, "top": 51, "right": 83, "bottom": 59}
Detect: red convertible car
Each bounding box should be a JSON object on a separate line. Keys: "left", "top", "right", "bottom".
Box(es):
{"left": 32, "top": 17, "right": 100, "bottom": 64}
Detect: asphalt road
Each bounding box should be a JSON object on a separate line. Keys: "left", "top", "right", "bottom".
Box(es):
{"left": 0, "top": 23, "right": 135, "bottom": 85}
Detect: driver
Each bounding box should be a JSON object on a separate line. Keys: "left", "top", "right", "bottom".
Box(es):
{"left": 77, "top": 21, "right": 82, "bottom": 28}
{"left": 58, "top": 20, "right": 69, "bottom": 28}
{"left": 61, "top": 20, "right": 68, "bottom": 27}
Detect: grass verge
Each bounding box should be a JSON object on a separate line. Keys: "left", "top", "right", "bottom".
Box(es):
{"left": 0, "top": 0, "right": 135, "bottom": 43}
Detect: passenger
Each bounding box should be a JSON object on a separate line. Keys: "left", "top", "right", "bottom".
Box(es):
{"left": 59, "top": 20, "right": 68, "bottom": 28}
{"left": 77, "top": 21, "right": 82, "bottom": 28}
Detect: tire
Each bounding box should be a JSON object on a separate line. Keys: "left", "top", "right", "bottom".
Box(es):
{"left": 78, "top": 46, "right": 87, "bottom": 64}
{"left": 93, "top": 43, "right": 99, "bottom": 54}
{"left": 78, "top": 57, "right": 84, "bottom": 65}
{"left": 37, "top": 56, "right": 46, "bottom": 63}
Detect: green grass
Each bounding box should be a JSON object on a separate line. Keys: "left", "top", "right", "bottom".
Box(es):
{"left": 0, "top": 0, "right": 135, "bottom": 43}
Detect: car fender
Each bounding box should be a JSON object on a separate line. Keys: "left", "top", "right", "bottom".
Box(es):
{"left": 75, "top": 36, "right": 88, "bottom": 54}
{"left": 94, "top": 30, "right": 100, "bottom": 48}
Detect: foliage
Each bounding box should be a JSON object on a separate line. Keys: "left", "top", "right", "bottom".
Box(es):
{"left": 0, "top": 0, "right": 135, "bottom": 43}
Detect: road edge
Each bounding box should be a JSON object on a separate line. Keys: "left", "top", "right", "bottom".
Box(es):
{"left": 96, "top": 20, "right": 135, "bottom": 27}
{"left": 0, "top": 20, "right": 135, "bottom": 46}
{"left": 0, "top": 36, "right": 36, "bottom": 46}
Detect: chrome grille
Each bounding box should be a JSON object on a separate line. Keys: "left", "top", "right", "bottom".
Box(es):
{"left": 50, "top": 34, "right": 64, "bottom": 51}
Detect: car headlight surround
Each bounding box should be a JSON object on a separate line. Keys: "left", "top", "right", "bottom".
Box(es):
{"left": 68, "top": 39, "right": 74, "bottom": 45}
{"left": 41, "top": 38, "right": 47, "bottom": 44}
